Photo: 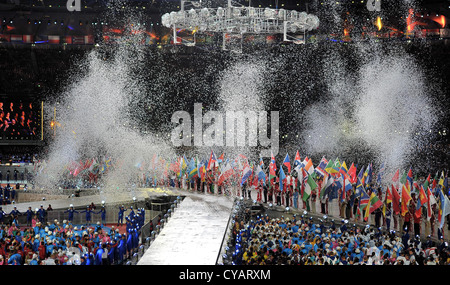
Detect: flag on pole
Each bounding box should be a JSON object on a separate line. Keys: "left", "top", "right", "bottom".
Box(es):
{"left": 392, "top": 169, "right": 400, "bottom": 188}
{"left": 401, "top": 184, "right": 412, "bottom": 216}
{"left": 385, "top": 185, "right": 392, "bottom": 204}
{"left": 438, "top": 190, "right": 450, "bottom": 229}
{"left": 348, "top": 163, "right": 357, "bottom": 184}
{"left": 392, "top": 184, "right": 401, "bottom": 215}
{"left": 279, "top": 166, "right": 287, "bottom": 191}
{"left": 256, "top": 165, "right": 266, "bottom": 185}
{"left": 365, "top": 192, "right": 383, "bottom": 221}
{"left": 303, "top": 173, "right": 318, "bottom": 202}
{"left": 326, "top": 157, "right": 340, "bottom": 175}
{"left": 283, "top": 153, "right": 291, "bottom": 173}
{"left": 293, "top": 150, "right": 301, "bottom": 168}
{"left": 269, "top": 152, "right": 277, "bottom": 182}
{"left": 364, "top": 163, "right": 373, "bottom": 185}
{"left": 415, "top": 185, "right": 428, "bottom": 219}
{"left": 218, "top": 163, "right": 234, "bottom": 185}
{"left": 241, "top": 162, "right": 252, "bottom": 186}
{"left": 359, "top": 186, "right": 370, "bottom": 218}
{"left": 315, "top": 156, "right": 328, "bottom": 177}
{"left": 303, "top": 157, "right": 314, "bottom": 175}
{"left": 376, "top": 161, "right": 385, "bottom": 185}
{"left": 207, "top": 150, "right": 217, "bottom": 171}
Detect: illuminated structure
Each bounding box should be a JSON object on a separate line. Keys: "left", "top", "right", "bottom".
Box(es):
{"left": 161, "top": 0, "right": 319, "bottom": 49}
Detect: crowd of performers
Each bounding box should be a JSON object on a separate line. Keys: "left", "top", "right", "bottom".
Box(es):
{"left": 160, "top": 154, "right": 450, "bottom": 242}
{"left": 0, "top": 203, "right": 149, "bottom": 265}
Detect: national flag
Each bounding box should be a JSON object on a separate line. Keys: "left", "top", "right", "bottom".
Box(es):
{"left": 385, "top": 186, "right": 392, "bottom": 204}
{"left": 415, "top": 185, "right": 428, "bottom": 219}
{"left": 376, "top": 161, "right": 385, "bottom": 185}
{"left": 188, "top": 158, "right": 198, "bottom": 179}
{"left": 48, "top": 35, "right": 60, "bottom": 44}
{"left": 256, "top": 165, "right": 266, "bottom": 185}
{"left": 64, "top": 35, "right": 73, "bottom": 44}
{"left": 326, "top": 157, "right": 340, "bottom": 175}
{"left": 315, "top": 156, "right": 328, "bottom": 177}
{"left": 348, "top": 163, "right": 357, "bottom": 184}
{"left": 303, "top": 173, "right": 317, "bottom": 202}
{"left": 293, "top": 150, "right": 301, "bottom": 168}
{"left": 283, "top": 153, "right": 291, "bottom": 173}
{"left": 406, "top": 167, "right": 413, "bottom": 189}
{"left": 432, "top": 171, "right": 439, "bottom": 190}
{"left": 320, "top": 173, "right": 334, "bottom": 200}
{"left": 357, "top": 166, "right": 365, "bottom": 184}
{"left": 72, "top": 36, "right": 85, "bottom": 44}
{"left": 392, "top": 184, "right": 401, "bottom": 215}
{"left": 241, "top": 162, "right": 252, "bottom": 185}
{"left": 10, "top": 34, "right": 22, "bottom": 43}
{"left": 423, "top": 174, "right": 431, "bottom": 190}
{"left": 303, "top": 157, "right": 314, "bottom": 175}
{"left": 279, "top": 166, "right": 287, "bottom": 191}
{"left": 259, "top": 157, "right": 264, "bottom": 167}
{"left": 217, "top": 153, "right": 224, "bottom": 164}
{"left": 439, "top": 171, "right": 445, "bottom": 188}
{"left": 339, "top": 161, "right": 350, "bottom": 180}
{"left": 85, "top": 35, "right": 94, "bottom": 44}
{"left": 269, "top": 153, "right": 277, "bottom": 182}
{"left": 359, "top": 187, "right": 370, "bottom": 216}
{"left": 23, "top": 35, "right": 33, "bottom": 43}
{"left": 392, "top": 169, "right": 400, "bottom": 186}
{"left": 401, "top": 184, "right": 412, "bottom": 216}
{"left": 363, "top": 163, "right": 373, "bottom": 185}
{"left": 355, "top": 177, "right": 365, "bottom": 196}
{"left": 365, "top": 192, "right": 383, "bottom": 221}
{"left": 218, "top": 163, "right": 234, "bottom": 185}
{"left": 438, "top": 190, "right": 450, "bottom": 229}
{"left": 207, "top": 150, "right": 217, "bottom": 171}
{"left": 200, "top": 164, "right": 206, "bottom": 182}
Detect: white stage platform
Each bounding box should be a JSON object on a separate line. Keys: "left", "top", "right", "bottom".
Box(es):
{"left": 137, "top": 193, "right": 234, "bottom": 265}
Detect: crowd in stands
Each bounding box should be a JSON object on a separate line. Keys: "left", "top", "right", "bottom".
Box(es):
{"left": 231, "top": 214, "right": 450, "bottom": 265}
{"left": 0, "top": 204, "right": 149, "bottom": 265}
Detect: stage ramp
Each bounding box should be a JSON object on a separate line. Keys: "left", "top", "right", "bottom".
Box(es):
{"left": 137, "top": 193, "right": 234, "bottom": 265}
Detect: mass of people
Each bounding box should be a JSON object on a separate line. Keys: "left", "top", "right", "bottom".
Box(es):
{"left": 0, "top": 203, "right": 147, "bottom": 265}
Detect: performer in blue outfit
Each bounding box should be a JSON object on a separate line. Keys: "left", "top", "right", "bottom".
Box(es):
{"left": 117, "top": 205, "right": 127, "bottom": 226}
{"left": 25, "top": 206, "right": 34, "bottom": 227}
{"left": 80, "top": 206, "right": 94, "bottom": 226}
{"left": 64, "top": 205, "right": 78, "bottom": 223}
{"left": 96, "top": 206, "right": 106, "bottom": 226}
{"left": 37, "top": 205, "right": 46, "bottom": 223}
{"left": 117, "top": 234, "right": 127, "bottom": 264}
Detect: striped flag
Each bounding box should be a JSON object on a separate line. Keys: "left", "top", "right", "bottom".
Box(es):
{"left": 303, "top": 172, "right": 318, "bottom": 202}
{"left": 218, "top": 163, "right": 233, "bottom": 185}
{"left": 11, "top": 34, "right": 22, "bottom": 42}
{"left": 283, "top": 152, "right": 291, "bottom": 173}
{"left": 23, "top": 35, "right": 33, "bottom": 43}
{"left": 365, "top": 192, "right": 383, "bottom": 221}
{"left": 315, "top": 156, "right": 328, "bottom": 177}
{"left": 48, "top": 35, "right": 60, "bottom": 44}
{"left": 401, "top": 184, "right": 412, "bottom": 216}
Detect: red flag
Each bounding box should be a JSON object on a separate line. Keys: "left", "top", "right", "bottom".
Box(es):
{"left": 207, "top": 150, "right": 217, "bottom": 171}
{"left": 348, "top": 163, "right": 357, "bottom": 183}
{"left": 401, "top": 185, "right": 412, "bottom": 216}
{"left": 392, "top": 169, "right": 399, "bottom": 184}
{"left": 391, "top": 184, "right": 401, "bottom": 215}
{"left": 386, "top": 186, "right": 392, "bottom": 204}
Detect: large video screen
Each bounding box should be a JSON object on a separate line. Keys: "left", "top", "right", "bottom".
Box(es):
{"left": 0, "top": 100, "right": 40, "bottom": 140}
